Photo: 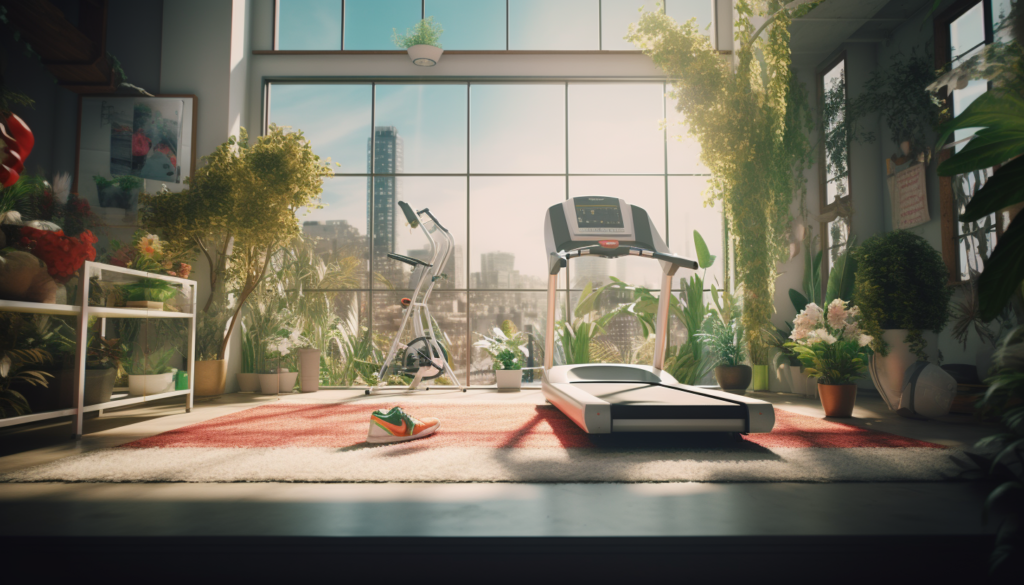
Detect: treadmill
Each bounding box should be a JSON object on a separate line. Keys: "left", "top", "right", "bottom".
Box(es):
{"left": 541, "top": 196, "right": 775, "bottom": 434}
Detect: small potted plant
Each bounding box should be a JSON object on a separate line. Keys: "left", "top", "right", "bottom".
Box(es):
{"left": 475, "top": 320, "right": 529, "bottom": 391}
{"left": 121, "top": 277, "right": 179, "bottom": 310}
{"left": 259, "top": 331, "right": 301, "bottom": 395}
{"left": 700, "top": 288, "right": 749, "bottom": 393}
{"left": 126, "top": 345, "right": 177, "bottom": 397}
{"left": 392, "top": 17, "right": 444, "bottom": 67}
{"left": 786, "top": 299, "right": 873, "bottom": 417}
{"left": 853, "top": 231, "right": 952, "bottom": 409}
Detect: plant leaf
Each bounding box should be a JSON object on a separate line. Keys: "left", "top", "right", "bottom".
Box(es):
{"left": 789, "top": 289, "right": 809, "bottom": 313}
{"left": 977, "top": 213, "right": 1024, "bottom": 321}
{"left": 959, "top": 156, "right": 1024, "bottom": 221}
{"left": 938, "top": 126, "right": 1024, "bottom": 176}
{"left": 825, "top": 249, "right": 857, "bottom": 305}
{"left": 934, "top": 90, "right": 1024, "bottom": 152}
{"left": 693, "top": 230, "right": 715, "bottom": 269}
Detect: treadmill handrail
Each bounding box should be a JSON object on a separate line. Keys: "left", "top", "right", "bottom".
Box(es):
{"left": 550, "top": 246, "right": 698, "bottom": 273}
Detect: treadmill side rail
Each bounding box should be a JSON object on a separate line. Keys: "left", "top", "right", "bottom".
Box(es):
{"left": 542, "top": 381, "right": 612, "bottom": 434}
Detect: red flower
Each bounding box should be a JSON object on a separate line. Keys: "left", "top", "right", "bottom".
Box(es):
{"left": 17, "top": 227, "right": 97, "bottom": 284}
{"left": 132, "top": 128, "right": 151, "bottom": 156}
{"left": 1, "top": 114, "right": 34, "bottom": 187}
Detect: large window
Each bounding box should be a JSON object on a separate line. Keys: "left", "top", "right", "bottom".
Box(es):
{"left": 818, "top": 54, "right": 851, "bottom": 289}
{"left": 274, "top": 0, "right": 716, "bottom": 50}
{"left": 268, "top": 80, "right": 719, "bottom": 386}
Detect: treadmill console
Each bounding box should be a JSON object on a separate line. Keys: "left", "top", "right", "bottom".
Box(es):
{"left": 561, "top": 196, "right": 636, "bottom": 242}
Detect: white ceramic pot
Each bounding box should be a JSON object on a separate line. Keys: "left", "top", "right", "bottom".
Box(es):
{"left": 128, "top": 372, "right": 175, "bottom": 397}
{"left": 259, "top": 373, "right": 279, "bottom": 395}
{"left": 407, "top": 44, "right": 442, "bottom": 66}
{"left": 298, "top": 349, "right": 321, "bottom": 393}
{"left": 237, "top": 373, "right": 260, "bottom": 393}
{"left": 869, "top": 329, "right": 921, "bottom": 411}
{"left": 495, "top": 369, "right": 522, "bottom": 391}
{"left": 279, "top": 370, "right": 299, "bottom": 394}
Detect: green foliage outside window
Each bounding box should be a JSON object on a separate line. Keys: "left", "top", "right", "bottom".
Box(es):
{"left": 626, "top": 0, "right": 816, "bottom": 365}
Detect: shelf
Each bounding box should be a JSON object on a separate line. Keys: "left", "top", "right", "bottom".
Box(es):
{"left": 0, "top": 408, "right": 77, "bottom": 429}
{"left": 81, "top": 389, "right": 193, "bottom": 413}
{"left": 88, "top": 307, "right": 195, "bottom": 319}
{"left": 0, "top": 300, "right": 81, "bottom": 316}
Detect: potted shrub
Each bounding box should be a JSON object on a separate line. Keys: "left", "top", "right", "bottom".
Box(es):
{"left": 120, "top": 277, "right": 179, "bottom": 310}
{"left": 475, "top": 320, "right": 529, "bottom": 391}
{"left": 126, "top": 345, "right": 177, "bottom": 397}
{"left": 701, "top": 289, "right": 749, "bottom": 393}
{"left": 786, "top": 299, "right": 873, "bottom": 417}
{"left": 392, "top": 17, "right": 444, "bottom": 67}
{"left": 853, "top": 231, "right": 952, "bottom": 410}
{"left": 140, "top": 126, "right": 331, "bottom": 397}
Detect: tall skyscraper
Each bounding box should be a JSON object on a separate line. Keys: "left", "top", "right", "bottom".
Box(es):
{"left": 368, "top": 126, "right": 403, "bottom": 283}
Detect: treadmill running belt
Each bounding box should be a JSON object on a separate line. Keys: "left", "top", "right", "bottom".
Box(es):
{"left": 574, "top": 382, "right": 748, "bottom": 420}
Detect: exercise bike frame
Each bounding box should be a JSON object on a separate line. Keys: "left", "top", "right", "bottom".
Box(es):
{"left": 370, "top": 202, "right": 463, "bottom": 393}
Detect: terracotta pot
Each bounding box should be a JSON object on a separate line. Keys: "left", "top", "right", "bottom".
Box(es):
{"left": 715, "top": 365, "right": 752, "bottom": 393}
{"left": 751, "top": 365, "right": 769, "bottom": 391}
{"left": 495, "top": 369, "right": 522, "bottom": 391}
{"left": 194, "top": 359, "right": 226, "bottom": 397}
{"left": 237, "top": 373, "right": 259, "bottom": 393}
{"left": 819, "top": 383, "right": 857, "bottom": 417}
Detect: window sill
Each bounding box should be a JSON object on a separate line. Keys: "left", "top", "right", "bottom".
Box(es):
{"left": 252, "top": 49, "right": 732, "bottom": 56}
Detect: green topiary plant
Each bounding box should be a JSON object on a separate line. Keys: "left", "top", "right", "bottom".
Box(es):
{"left": 392, "top": 17, "right": 443, "bottom": 49}
{"left": 852, "top": 231, "right": 953, "bottom": 357}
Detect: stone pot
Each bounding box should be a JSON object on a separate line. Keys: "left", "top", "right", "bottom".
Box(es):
{"left": 298, "top": 349, "right": 321, "bottom": 393}
{"left": 259, "top": 373, "right": 280, "bottom": 395}
{"left": 237, "top": 373, "right": 260, "bottom": 393}
{"left": 495, "top": 369, "right": 522, "bottom": 391}
{"left": 819, "top": 383, "right": 857, "bottom": 417}
{"left": 194, "top": 359, "right": 226, "bottom": 397}
{"left": 751, "top": 365, "right": 769, "bottom": 391}
{"left": 279, "top": 370, "right": 299, "bottom": 394}
{"left": 128, "top": 372, "right": 175, "bottom": 397}
{"left": 715, "top": 365, "right": 752, "bottom": 393}
{"left": 407, "top": 44, "right": 443, "bottom": 66}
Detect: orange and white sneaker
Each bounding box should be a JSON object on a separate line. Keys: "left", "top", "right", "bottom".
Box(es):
{"left": 366, "top": 406, "right": 440, "bottom": 444}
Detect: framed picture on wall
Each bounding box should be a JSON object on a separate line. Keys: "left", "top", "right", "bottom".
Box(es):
{"left": 74, "top": 94, "right": 198, "bottom": 227}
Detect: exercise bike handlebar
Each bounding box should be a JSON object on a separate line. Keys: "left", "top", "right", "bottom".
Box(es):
{"left": 398, "top": 201, "right": 449, "bottom": 233}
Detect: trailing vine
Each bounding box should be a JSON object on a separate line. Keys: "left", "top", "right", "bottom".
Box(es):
{"left": 627, "top": 0, "right": 816, "bottom": 364}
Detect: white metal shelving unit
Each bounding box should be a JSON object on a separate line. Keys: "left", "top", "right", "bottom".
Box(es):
{"left": 0, "top": 261, "right": 197, "bottom": 438}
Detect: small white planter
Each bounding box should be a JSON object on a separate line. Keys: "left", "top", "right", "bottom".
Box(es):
{"left": 298, "top": 349, "right": 321, "bottom": 393}
{"left": 279, "top": 371, "right": 299, "bottom": 394}
{"left": 495, "top": 369, "right": 522, "bottom": 392}
{"left": 259, "top": 373, "right": 280, "bottom": 395}
{"left": 407, "top": 44, "right": 442, "bottom": 66}
{"left": 237, "top": 373, "right": 260, "bottom": 393}
{"left": 128, "top": 372, "right": 175, "bottom": 397}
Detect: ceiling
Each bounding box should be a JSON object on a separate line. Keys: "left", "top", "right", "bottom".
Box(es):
{"left": 788, "top": 0, "right": 938, "bottom": 57}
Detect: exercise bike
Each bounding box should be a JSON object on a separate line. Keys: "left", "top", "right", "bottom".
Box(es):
{"left": 368, "top": 201, "right": 464, "bottom": 394}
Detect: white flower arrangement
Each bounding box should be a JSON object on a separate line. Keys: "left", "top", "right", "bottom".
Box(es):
{"left": 786, "top": 299, "right": 874, "bottom": 385}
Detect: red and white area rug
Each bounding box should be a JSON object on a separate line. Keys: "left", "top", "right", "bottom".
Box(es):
{"left": 1, "top": 402, "right": 964, "bottom": 483}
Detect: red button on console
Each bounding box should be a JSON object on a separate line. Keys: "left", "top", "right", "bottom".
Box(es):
{"left": 599, "top": 240, "right": 619, "bottom": 248}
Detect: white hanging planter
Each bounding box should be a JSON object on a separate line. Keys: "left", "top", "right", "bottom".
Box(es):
{"left": 407, "top": 44, "right": 443, "bottom": 66}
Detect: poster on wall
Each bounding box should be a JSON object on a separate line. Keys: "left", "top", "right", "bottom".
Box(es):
{"left": 75, "top": 95, "right": 196, "bottom": 226}
{"left": 886, "top": 160, "right": 930, "bottom": 230}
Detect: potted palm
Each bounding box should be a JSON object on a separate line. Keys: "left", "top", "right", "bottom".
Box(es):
{"left": 701, "top": 289, "right": 748, "bottom": 393}
{"left": 475, "top": 320, "right": 529, "bottom": 391}
{"left": 853, "top": 231, "right": 952, "bottom": 410}
{"left": 786, "top": 300, "right": 873, "bottom": 417}
{"left": 392, "top": 17, "right": 444, "bottom": 66}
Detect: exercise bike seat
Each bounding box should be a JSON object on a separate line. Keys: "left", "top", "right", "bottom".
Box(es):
{"left": 387, "top": 252, "right": 433, "bottom": 267}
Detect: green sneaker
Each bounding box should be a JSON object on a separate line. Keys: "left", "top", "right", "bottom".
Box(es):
{"left": 366, "top": 406, "right": 440, "bottom": 444}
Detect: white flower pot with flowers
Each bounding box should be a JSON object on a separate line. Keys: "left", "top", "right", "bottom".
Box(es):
{"left": 786, "top": 300, "right": 874, "bottom": 417}
{"left": 259, "top": 330, "right": 302, "bottom": 395}
{"left": 474, "top": 320, "right": 530, "bottom": 391}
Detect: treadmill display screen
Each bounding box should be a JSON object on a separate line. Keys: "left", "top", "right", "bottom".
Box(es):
{"left": 574, "top": 198, "right": 624, "bottom": 229}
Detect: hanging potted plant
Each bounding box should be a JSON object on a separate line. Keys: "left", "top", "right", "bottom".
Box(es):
{"left": 853, "top": 231, "right": 952, "bottom": 410}
{"left": 475, "top": 320, "right": 529, "bottom": 391}
{"left": 392, "top": 16, "right": 444, "bottom": 67}
{"left": 786, "top": 299, "right": 873, "bottom": 417}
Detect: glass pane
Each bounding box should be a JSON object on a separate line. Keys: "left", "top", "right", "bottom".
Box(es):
{"left": 470, "top": 84, "right": 566, "bottom": 174}
{"left": 601, "top": 0, "right": 658, "bottom": 50}
{"left": 469, "top": 291, "right": 562, "bottom": 385}
{"left": 373, "top": 177, "right": 467, "bottom": 290}
{"left": 344, "top": 0, "right": 421, "bottom": 50}
{"left": 299, "top": 176, "right": 371, "bottom": 288}
{"left": 372, "top": 290, "right": 468, "bottom": 384}
{"left": 825, "top": 214, "right": 851, "bottom": 276}
{"left": 277, "top": 0, "right": 342, "bottom": 49}
{"left": 426, "top": 0, "right": 506, "bottom": 49}
{"left": 568, "top": 287, "right": 648, "bottom": 365}
{"left": 470, "top": 176, "right": 566, "bottom": 289}
{"left": 509, "top": 0, "right": 600, "bottom": 50}
{"left": 569, "top": 83, "right": 665, "bottom": 174}
{"left": 666, "top": 92, "right": 709, "bottom": 174}
{"left": 665, "top": 0, "right": 715, "bottom": 38}
{"left": 955, "top": 170, "right": 997, "bottom": 281}
{"left": 822, "top": 60, "right": 848, "bottom": 204}
{"left": 568, "top": 176, "right": 666, "bottom": 289}
{"left": 950, "top": 2, "right": 985, "bottom": 60}
{"left": 993, "top": 0, "right": 1014, "bottom": 42}
{"left": 952, "top": 46, "right": 987, "bottom": 151}
{"left": 268, "top": 84, "right": 372, "bottom": 173}
{"left": 373, "top": 84, "right": 467, "bottom": 173}
{"left": 668, "top": 176, "right": 723, "bottom": 290}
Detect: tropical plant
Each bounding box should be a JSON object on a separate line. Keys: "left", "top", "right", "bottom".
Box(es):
{"left": 121, "top": 277, "right": 179, "bottom": 304}
{"left": 124, "top": 344, "right": 175, "bottom": 376}
{"left": 852, "top": 230, "right": 952, "bottom": 357}
{"left": 785, "top": 299, "right": 872, "bottom": 385}
{"left": 627, "top": 0, "right": 818, "bottom": 363}
{"left": 0, "top": 347, "right": 51, "bottom": 418}
{"left": 392, "top": 16, "right": 444, "bottom": 49}
{"left": 765, "top": 323, "right": 799, "bottom": 369}
{"left": 557, "top": 282, "right": 627, "bottom": 365}
{"left": 240, "top": 283, "right": 295, "bottom": 375}
{"left": 700, "top": 312, "right": 744, "bottom": 367}
{"left": 140, "top": 125, "right": 332, "bottom": 361}
{"left": 475, "top": 320, "right": 529, "bottom": 371}
{"left": 789, "top": 231, "right": 823, "bottom": 313}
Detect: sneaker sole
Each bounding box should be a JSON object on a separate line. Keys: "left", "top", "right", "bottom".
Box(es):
{"left": 365, "top": 423, "right": 440, "bottom": 444}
